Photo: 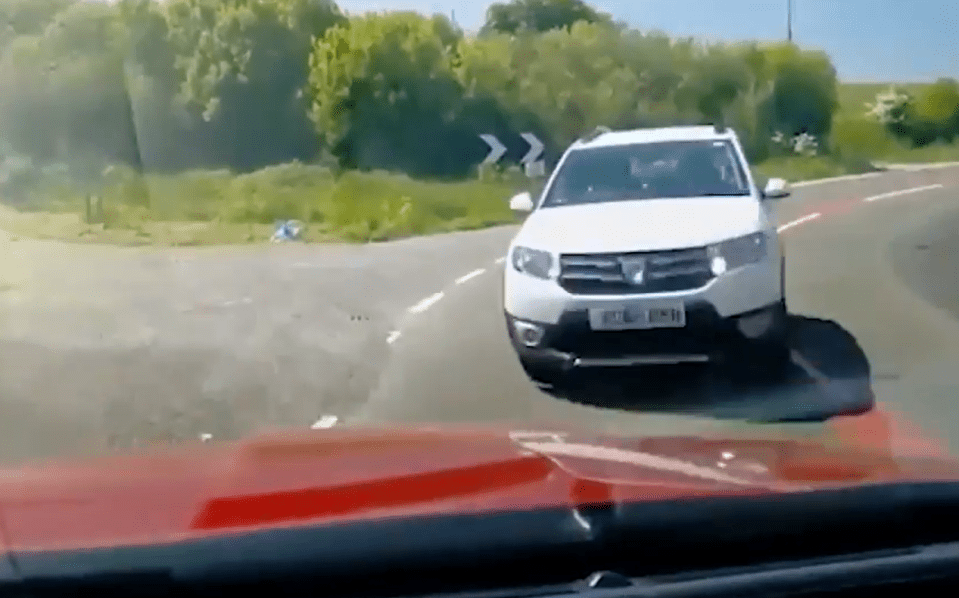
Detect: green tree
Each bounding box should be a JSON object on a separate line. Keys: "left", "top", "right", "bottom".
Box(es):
{"left": 115, "top": 0, "right": 185, "bottom": 171}
{"left": 763, "top": 43, "right": 839, "bottom": 139}
{"left": 0, "top": 0, "right": 848, "bottom": 185}
{"left": 456, "top": 22, "right": 641, "bottom": 154}
{"left": 621, "top": 31, "right": 693, "bottom": 121}
{"left": 0, "top": 1, "right": 137, "bottom": 167}
{"left": 307, "top": 11, "right": 475, "bottom": 176}
{"left": 912, "top": 78, "right": 959, "bottom": 142}
{"left": 481, "top": 0, "right": 612, "bottom": 35}
{"left": 161, "top": 0, "right": 344, "bottom": 170}
{"left": 673, "top": 44, "right": 751, "bottom": 125}
{"left": 0, "top": 0, "right": 74, "bottom": 49}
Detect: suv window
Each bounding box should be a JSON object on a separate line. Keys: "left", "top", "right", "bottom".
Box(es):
{"left": 541, "top": 139, "right": 751, "bottom": 208}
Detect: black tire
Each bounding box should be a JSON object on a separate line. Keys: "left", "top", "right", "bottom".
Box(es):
{"left": 729, "top": 341, "right": 789, "bottom": 383}
{"left": 731, "top": 302, "right": 791, "bottom": 380}
{"left": 754, "top": 343, "right": 791, "bottom": 382}
{"left": 518, "top": 358, "right": 565, "bottom": 388}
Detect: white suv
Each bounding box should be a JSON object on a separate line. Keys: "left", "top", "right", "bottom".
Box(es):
{"left": 502, "top": 125, "right": 792, "bottom": 387}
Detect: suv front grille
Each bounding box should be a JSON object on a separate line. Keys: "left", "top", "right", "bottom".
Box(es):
{"left": 559, "top": 247, "right": 713, "bottom": 294}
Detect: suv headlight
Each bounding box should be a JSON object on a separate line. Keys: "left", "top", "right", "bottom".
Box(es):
{"left": 510, "top": 246, "right": 555, "bottom": 280}
{"left": 707, "top": 232, "right": 768, "bottom": 275}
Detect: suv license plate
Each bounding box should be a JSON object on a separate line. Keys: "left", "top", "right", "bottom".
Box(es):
{"left": 589, "top": 304, "right": 686, "bottom": 331}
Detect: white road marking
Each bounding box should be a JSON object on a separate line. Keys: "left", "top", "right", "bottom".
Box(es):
{"left": 777, "top": 212, "right": 821, "bottom": 232}
{"left": 495, "top": 257, "right": 505, "bottom": 265}
{"left": 311, "top": 415, "right": 340, "bottom": 429}
{"left": 386, "top": 330, "right": 402, "bottom": 344}
{"left": 455, "top": 268, "right": 486, "bottom": 284}
{"left": 792, "top": 172, "right": 881, "bottom": 187}
{"left": 864, "top": 183, "right": 943, "bottom": 202}
{"left": 220, "top": 297, "right": 252, "bottom": 307}
{"left": 879, "top": 161, "right": 959, "bottom": 171}
{"left": 408, "top": 291, "right": 444, "bottom": 314}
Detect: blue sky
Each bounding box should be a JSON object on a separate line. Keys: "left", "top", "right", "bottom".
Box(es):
{"left": 337, "top": 0, "right": 959, "bottom": 82}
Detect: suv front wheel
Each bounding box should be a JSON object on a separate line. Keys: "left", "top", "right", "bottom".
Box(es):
{"left": 519, "top": 358, "right": 565, "bottom": 388}
{"left": 731, "top": 300, "right": 791, "bottom": 381}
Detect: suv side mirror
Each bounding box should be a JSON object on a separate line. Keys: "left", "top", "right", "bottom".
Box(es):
{"left": 763, "top": 178, "right": 791, "bottom": 199}
{"left": 509, "top": 191, "right": 534, "bottom": 213}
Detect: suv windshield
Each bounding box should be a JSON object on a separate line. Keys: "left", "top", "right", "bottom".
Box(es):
{"left": 542, "top": 139, "right": 752, "bottom": 207}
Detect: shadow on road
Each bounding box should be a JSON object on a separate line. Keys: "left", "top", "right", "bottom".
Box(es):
{"left": 542, "top": 315, "right": 875, "bottom": 423}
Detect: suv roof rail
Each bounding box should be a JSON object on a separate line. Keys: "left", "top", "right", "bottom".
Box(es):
{"left": 579, "top": 125, "right": 612, "bottom": 143}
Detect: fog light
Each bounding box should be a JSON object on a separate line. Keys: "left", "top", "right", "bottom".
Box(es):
{"left": 513, "top": 320, "right": 545, "bottom": 347}
{"left": 737, "top": 310, "right": 773, "bottom": 339}
{"left": 710, "top": 255, "right": 727, "bottom": 276}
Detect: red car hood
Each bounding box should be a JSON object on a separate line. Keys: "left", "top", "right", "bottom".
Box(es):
{"left": 0, "top": 406, "right": 957, "bottom": 553}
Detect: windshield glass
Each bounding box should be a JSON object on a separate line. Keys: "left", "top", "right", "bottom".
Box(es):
{"left": 542, "top": 140, "right": 751, "bottom": 207}
{"left": 1, "top": 0, "right": 959, "bottom": 540}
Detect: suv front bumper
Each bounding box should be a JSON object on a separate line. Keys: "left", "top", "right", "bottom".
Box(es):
{"left": 502, "top": 242, "right": 785, "bottom": 375}
{"left": 505, "top": 300, "right": 787, "bottom": 374}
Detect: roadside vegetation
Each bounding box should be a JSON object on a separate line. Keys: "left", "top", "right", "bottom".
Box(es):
{"left": 0, "top": 0, "right": 956, "bottom": 245}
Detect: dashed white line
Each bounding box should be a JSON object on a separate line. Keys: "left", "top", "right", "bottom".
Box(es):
{"left": 455, "top": 268, "right": 486, "bottom": 284}
{"left": 495, "top": 257, "right": 505, "bottom": 265}
{"left": 777, "top": 212, "right": 821, "bottom": 233}
{"left": 386, "top": 330, "right": 402, "bottom": 344}
{"left": 408, "top": 291, "right": 444, "bottom": 314}
{"left": 311, "top": 415, "right": 340, "bottom": 429}
{"left": 220, "top": 297, "right": 253, "bottom": 307}
{"left": 863, "top": 183, "right": 943, "bottom": 202}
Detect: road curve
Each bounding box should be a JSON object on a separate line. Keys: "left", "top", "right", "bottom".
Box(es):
{"left": 3, "top": 166, "right": 959, "bottom": 464}
{"left": 358, "top": 167, "right": 959, "bottom": 452}
{"left": 0, "top": 220, "right": 515, "bottom": 462}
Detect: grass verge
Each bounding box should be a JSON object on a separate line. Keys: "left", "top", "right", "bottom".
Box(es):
{"left": 752, "top": 155, "right": 878, "bottom": 185}
{"left": 4, "top": 81, "right": 957, "bottom": 247}
{"left": 0, "top": 155, "right": 879, "bottom": 247}
{"left": 0, "top": 164, "right": 521, "bottom": 246}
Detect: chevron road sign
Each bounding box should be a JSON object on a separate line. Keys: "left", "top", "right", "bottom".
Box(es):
{"left": 480, "top": 133, "right": 546, "bottom": 178}
{"left": 479, "top": 134, "right": 507, "bottom": 165}
{"left": 479, "top": 132, "right": 545, "bottom": 177}
{"left": 519, "top": 132, "right": 544, "bottom": 164}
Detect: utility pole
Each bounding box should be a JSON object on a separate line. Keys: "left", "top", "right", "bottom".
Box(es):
{"left": 787, "top": 0, "right": 793, "bottom": 42}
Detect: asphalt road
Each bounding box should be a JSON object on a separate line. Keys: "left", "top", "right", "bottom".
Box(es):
{"left": 360, "top": 167, "right": 959, "bottom": 451}
{"left": 3, "top": 166, "right": 959, "bottom": 464}
{"left": 0, "top": 225, "right": 509, "bottom": 462}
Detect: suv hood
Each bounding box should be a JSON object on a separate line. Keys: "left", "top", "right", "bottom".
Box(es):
{"left": 0, "top": 410, "right": 955, "bottom": 553}
{"left": 518, "top": 197, "right": 767, "bottom": 253}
